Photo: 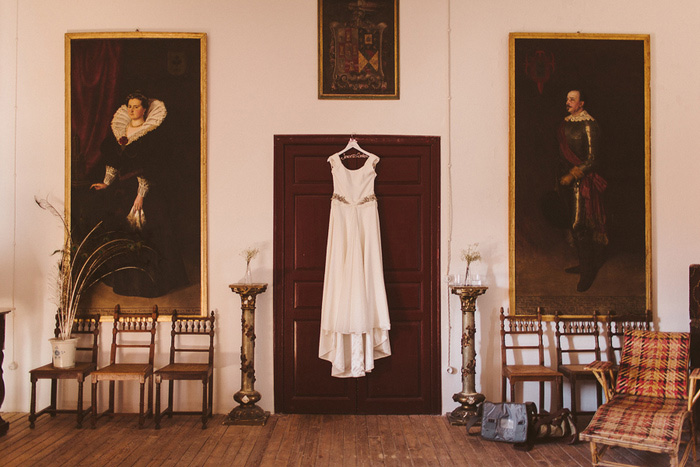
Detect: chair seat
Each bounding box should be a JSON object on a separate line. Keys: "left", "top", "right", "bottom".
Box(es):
{"left": 558, "top": 364, "right": 597, "bottom": 378}
{"left": 155, "top": 363, "right": 212, "bottom": 380}
{"left": 93, "top": 363, "right": 153, "bottom": 381}
{"left": 30, "top": 361, "right": 96, "bottom": 379}
{"left": 503, "top": 365, "right": 562, "bottom": 380}
{"left": 580, "top": 394, "right": 689, "bottom": 454}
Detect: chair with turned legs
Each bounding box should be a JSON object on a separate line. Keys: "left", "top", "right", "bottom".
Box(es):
{"left": 29, "top": 313, "right": 100, "bottom": 428}
{"left": 554, "top": 310, "right": 603, "bottom": 424}
{"left": 154, "top": 311, "right": 215, "bottom": 429}
{"left": 500, "top": 307, "right": 563, "bottom": 413}
{"left": 91, "top": 305, "right": 158, "bottom": 429}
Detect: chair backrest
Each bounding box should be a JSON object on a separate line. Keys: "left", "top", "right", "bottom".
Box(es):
{"left": 168, "top": 311, "right": 215, "bottom": 365}
{"left": 109, "top": 304, "right": 158, "bottom": 365}
{"left": 54, "top": 313, "right": 100, "bottom": 364}
{"left": 554, "top": 310, "right": 601, "bottom": 366}
{"left": 500, "top": 307, "right": 546, "bottom": 367}
{"left": 616, "top": 330, "right": 690, "bottom": 399}
{"left": 604, "top": 310, "right": 652, "bottom": 365}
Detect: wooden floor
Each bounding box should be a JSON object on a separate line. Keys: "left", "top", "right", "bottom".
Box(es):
{"left": 0, "top": 412, "right": 697, "bottom": 466}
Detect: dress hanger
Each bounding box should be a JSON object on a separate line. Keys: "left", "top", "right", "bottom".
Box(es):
{"left": 339, "top": 137, "right": 371, "bottom": 160}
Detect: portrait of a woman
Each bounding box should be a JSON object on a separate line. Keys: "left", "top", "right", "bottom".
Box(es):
{"left": 68, "top": 35, "right": 204, "bottom": 315}
{"left": 90, "top": 91, "right": 189, "bottom": 298}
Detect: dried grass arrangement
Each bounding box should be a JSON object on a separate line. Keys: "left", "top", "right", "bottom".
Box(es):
{"left": 36, "top": 196, "right": 151, "bottom": 340}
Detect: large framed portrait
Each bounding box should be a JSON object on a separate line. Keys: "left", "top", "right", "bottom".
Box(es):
{"left": 318, "top": 0, "right": 399, "bottom": 99}
{"left": 66, "top": 32, "right": 207, "bottom": 316}
{"left": 509, "top": 33, "right": 650, "bottom": 316}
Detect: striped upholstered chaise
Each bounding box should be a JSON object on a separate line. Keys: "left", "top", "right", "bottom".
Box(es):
{"left": 580, "top": 330, "right": 700, "bottom": 467}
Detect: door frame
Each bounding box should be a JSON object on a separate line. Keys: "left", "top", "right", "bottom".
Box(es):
{"left": 273, "top": 134, "right": 441, "bottom": 413}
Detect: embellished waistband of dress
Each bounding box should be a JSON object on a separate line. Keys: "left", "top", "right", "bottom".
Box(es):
{"left": 331, "top": 193, "right": 377, "bottom": 205}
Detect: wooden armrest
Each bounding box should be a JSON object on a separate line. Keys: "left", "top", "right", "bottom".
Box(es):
{"left": 585, "top": 361, "right": 616, "bottom": 402}
{"left": 585, "top": 361, "right": 614, "bottom": 372}
{"left": 689, "top": 368, "right": 700, "bottom": 410}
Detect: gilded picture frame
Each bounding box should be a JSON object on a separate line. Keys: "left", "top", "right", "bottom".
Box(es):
{"left": 65, "top": 32, "right": 207, "bottom": 317}
{"left": 509, "top": 33, "right": 651, "bottom": 317}
{"left": 318, "top": 0, "right": 399, "bottom": 99}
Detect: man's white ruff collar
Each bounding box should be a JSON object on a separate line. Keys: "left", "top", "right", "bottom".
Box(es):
{"left": 111, "top": 99, "right": 167, "bottom": 144}
{"left": 565, "top": 110, "right": 595, "bottom": 122}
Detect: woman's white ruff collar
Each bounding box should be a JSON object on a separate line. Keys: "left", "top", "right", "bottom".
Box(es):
{"left": 111, "top": 99, "right": 167, "bottom": 144}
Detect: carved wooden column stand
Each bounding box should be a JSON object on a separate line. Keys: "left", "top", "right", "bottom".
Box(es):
{"left": 224, "top": 283, "right": 270, "bottom": 426}
{"left": 447, "top": 286, "right": 488, "bottom": 425}
{"left": 0, "top": 308, "right": 12, "bottom": 436}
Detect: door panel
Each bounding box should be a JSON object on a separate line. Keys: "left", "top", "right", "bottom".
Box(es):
{"left": 380, "top": 195, "right": 422, "bottom": 271}
{"left": 274, "top": 135, "right": 440, "bottom": 414}
{"left": 293, "top": 195, "right": 330, "bottom": 270}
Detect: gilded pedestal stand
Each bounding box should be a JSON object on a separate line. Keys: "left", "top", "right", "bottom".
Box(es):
{"left": 447, "top": 286, "right": 488, "bottom": 426}
{"left": 224, "top": 283, "right": 270, "bottom": 426}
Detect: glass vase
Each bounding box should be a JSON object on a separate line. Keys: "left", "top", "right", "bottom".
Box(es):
{"left": 243, "top": 263, "right": 253, "bottom": 284}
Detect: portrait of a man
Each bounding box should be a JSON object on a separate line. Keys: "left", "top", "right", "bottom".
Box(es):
{"left": 509, "top": 34, "right": 650, "bottom": 316}
{"left": 557, "top": 89, "right": 607, "bottom": 293}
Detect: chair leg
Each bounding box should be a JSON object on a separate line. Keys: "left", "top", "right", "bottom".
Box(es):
{"left": 155, "top": 378, "right": 162, "bottom": 430}
{"left": 510, "top": 382, "right": 516, "bottom": 403}
{"left": 91, "top": 381, "right": 98, "bottom": 429}
{"left": 570, "top": 377, "right": 578, "bottom": 424}
{"left": 559, "top": 378, "right": 565, "bottom": 416}
{"left": 208, "top": 374, "right": 214, "bottom": 418}
{"left": 139, "top": 381, "right": 146, "bottom": 429}
{"left": 502, "top": 376, "right": 507, "bottom": 402}
{"left": 554, "top": 377, "right": 562, "bottom": 412}
{"left": 29, "top": 377, "right": 37, "bottom": 428}
{"left": 539, "top": 381, "right": 544, "bottom": 413}
{"left": 168, "top": 379, "right": 174, "bottom": 418}
{"left": 147, "top": 375, "right": 153, "bottom": 418}
{"left": 108, "top": 380, "right": 115, "bottom": 415}
{"left": 589, "top": 440, "right": 598, "bottom": 466}
{"left": 202, "top": 379, "right": 208, "bottom": 429}
{"left": 50, "top": 378, "right": 58, "bottom": 417}
{"left": 76, "top": 377, "right": 84, "bottom": 428}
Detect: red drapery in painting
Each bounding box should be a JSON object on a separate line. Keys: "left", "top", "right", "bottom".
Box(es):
{"left": 71, "top": 40, "right": 123, "bottom": 180}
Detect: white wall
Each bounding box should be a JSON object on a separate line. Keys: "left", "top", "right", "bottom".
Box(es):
{"left": 1, "top": 0, "right": 699, "bottom": 415}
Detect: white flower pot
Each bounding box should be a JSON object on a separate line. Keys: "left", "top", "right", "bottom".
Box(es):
{"left": 49, "top": 337, "right": 78, "bottom": 368}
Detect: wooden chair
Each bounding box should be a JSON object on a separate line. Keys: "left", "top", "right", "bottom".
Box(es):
{"left": 500, "top": 307, "right": 562, "bottom": 413}
{"left": 603, "top": 309, "right": 652, "bottom": 368}
{"left": 581, "top": 330, "right": 700, "bottom": 467}
{"left": 154, "top": 311, "right": 215, "bottom": 429}
{"left": 554, "top": 310, "right": 602, "bottom": 423}
{"left": 28, "top": 313, "right": 100, "bottom": 428}
{"left": 91, "top": 305, "right": 158, "bottom": 429}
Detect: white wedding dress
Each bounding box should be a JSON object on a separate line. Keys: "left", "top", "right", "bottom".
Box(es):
{"left": 319, "top": 148, "right": 391, "bottom": 378}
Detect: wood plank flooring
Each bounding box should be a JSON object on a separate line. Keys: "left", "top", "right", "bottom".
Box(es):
{"left": 0, "top": 412, "right": 695, "bottom": 466}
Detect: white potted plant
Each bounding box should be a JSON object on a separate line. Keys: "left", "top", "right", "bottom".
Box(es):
{"left": 36, "top": 196, "right": 150, "bottom": 368}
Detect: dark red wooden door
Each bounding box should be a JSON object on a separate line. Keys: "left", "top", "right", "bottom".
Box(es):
{"left": 273, "top": 135, "right": 440, "bottom": 414}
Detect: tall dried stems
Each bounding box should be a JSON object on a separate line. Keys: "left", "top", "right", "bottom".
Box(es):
{"left": 240, "top": 247, "right": 260, "bottom": 267}
{"left": 461, "top": 243, "right": 482, "bottom": 283}
{"left": 36, "top": 196, "right": 151, "bottom": 340}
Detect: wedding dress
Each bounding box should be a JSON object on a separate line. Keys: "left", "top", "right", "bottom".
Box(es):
{"left": 319, "top": 140, "right": 391, "bottom": 378}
